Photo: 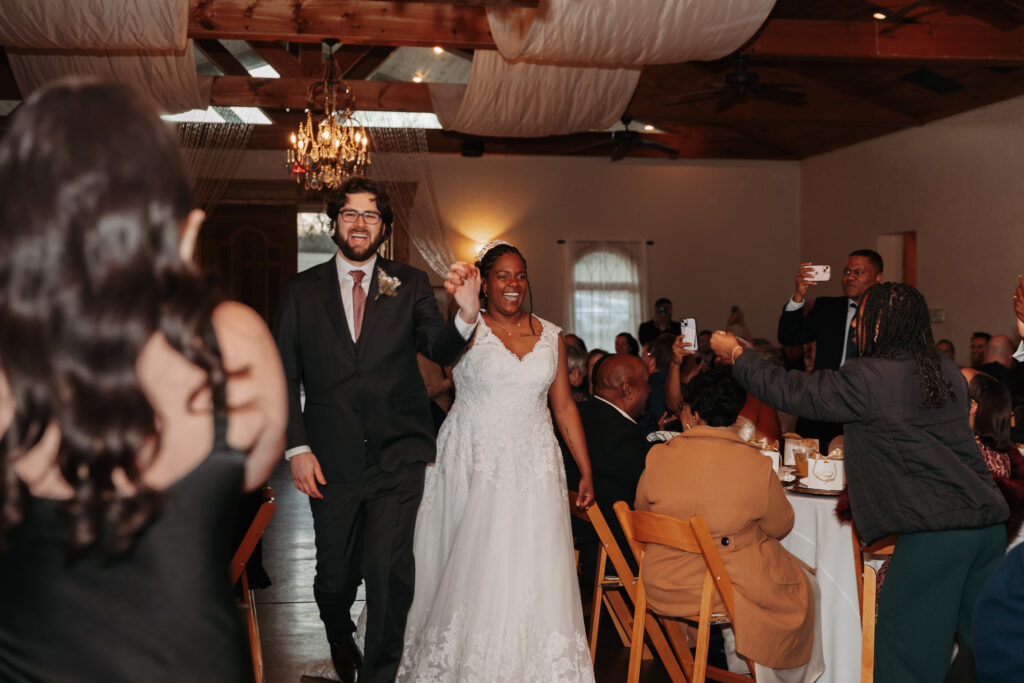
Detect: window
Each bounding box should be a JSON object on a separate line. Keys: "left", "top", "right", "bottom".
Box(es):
{"left": 297, "top": 212, "right": 335, "bottom": 273}
{"left": 566, "top": 242, "right": 645, "bottom": 351}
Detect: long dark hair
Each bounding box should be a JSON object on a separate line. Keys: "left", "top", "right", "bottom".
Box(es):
{"left": 475, "top": 243, "right": 536, "bottom": 335}
{"left": 0, "top": 79, "right": 227, "bottom": 553}
{"left": 969, "top": 372, "right": 1013, "bottom": 454}
{"left": 858, "top": 282, "right": 954, "bottom": 408}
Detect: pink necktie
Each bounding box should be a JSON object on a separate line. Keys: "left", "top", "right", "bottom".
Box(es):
{"left": 350, "top": 270, "right": 366, "bottom": 340}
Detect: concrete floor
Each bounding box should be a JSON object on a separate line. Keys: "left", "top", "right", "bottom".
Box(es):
{"left": 252, "top": 461, "right": 674, "bottom": 683}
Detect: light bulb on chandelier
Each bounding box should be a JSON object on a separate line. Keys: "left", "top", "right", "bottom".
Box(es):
{"left": 286, "top": 39, "right": 371, "bottom": 191}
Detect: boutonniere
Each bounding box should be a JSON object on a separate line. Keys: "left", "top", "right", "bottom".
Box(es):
{"left": 375, "top": 270, "right": 401, "bottom": 301}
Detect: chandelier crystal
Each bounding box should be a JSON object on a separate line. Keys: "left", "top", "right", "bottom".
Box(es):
{"left": 286, "top": 41, "right": 370, "bottom": 191}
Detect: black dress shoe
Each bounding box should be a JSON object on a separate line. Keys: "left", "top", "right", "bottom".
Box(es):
{"left": 329, "top": 634, "right": 362, "bottom": 683}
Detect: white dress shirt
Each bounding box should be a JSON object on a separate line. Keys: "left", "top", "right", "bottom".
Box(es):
{"left": 785, "top": 296, "right": 857, "bottom": 367}
{"left": 594, "top": 395, "right": 636, "bottom": 424}
{"left": 286, "top": 253, "right": 477, "bottom": 460}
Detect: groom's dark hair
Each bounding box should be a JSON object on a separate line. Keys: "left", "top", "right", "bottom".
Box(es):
{"left": 326, "top": 176, "right": 394, "bottom": 241}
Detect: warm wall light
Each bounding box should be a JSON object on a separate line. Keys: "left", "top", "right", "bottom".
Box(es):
{"left": 643, "top": 124, "right": 655, "bottom": 131}
{"left": 433, "top": 46, "right": 444, "bottom": 55}
{"left": 412, "top": 75, "right": 423, "bottom": 83}
{"left": 872, "top": 11, "right": 886, "bottom": 20}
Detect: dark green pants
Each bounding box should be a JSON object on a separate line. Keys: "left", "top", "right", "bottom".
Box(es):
{"left": 874, "top": 525, "right": 1005, "bottom": 683}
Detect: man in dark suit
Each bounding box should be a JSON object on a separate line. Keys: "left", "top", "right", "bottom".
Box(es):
{"left": 563, "top": 354, "right": 653, "bottom": 576}
{"left": 638, "top": 297, "right": 673, "bottom": 345}
{"left": 273, "top": 177, "right": 480, "bottom": 683}
{"left": 777, "top": 249, "right": 883, "bottom": 446}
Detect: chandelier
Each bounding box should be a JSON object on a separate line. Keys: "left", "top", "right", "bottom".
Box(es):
{"left": 286, "top": 40, "right": 370, "bottom": 191}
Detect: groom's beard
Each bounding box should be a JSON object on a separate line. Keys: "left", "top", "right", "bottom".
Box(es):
{"left": 333, "top": 226, "right": 387, "bottom": 262}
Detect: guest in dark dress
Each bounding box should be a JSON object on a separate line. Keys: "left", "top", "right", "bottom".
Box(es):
{"left": 0, "top": 80, "right": 287, "bottom": 681}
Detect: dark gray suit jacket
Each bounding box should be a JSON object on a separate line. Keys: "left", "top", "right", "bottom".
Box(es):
{"left": 273, "top": 256, "right": 469, "bottom": 482}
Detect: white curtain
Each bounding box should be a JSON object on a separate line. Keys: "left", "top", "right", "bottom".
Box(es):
{"left": 563, "top": 241, "right": 647, "bottom": 352}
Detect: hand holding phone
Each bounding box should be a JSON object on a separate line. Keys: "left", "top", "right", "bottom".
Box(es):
{"left": 805, "top": 265, "right": 831, "bottom": 282}
{"left": 679, "top": 318, "right": 698, "bottom": 351}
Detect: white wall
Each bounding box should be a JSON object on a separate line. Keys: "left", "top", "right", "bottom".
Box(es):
{"left": 416, "top": 155, "right": 801, "bottom": 345}
{"left": 802, "top": 95, "right": 1024, "bottom": 355}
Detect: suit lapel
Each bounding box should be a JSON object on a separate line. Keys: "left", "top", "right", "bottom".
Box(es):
{"left": 318, "top": 257, "right": 356, "bottom": 356}
{"left": 355, "top": 258, "right": 386, "bottom": 358}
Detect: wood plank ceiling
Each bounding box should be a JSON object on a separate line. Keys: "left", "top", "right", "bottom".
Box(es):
{"left": 3, "top": 0, "right": 1024, "bottom": 161}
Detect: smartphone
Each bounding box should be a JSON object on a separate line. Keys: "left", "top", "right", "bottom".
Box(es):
{"left": 806, "top": 265, "right": 831, "bottom": 282}
{"left": 679, "top": 318, "right": 698, "bottom": 351}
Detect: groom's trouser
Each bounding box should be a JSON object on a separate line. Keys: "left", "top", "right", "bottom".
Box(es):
{"left": 309, "top": 460, "right": 426, "bottom": 683}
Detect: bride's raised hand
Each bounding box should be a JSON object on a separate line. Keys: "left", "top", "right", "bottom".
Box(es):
{"left": 576, "top": 474, "right": 594, "bottom": 510}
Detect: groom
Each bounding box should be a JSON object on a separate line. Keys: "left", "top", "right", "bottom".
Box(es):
{"left": 273, "top": 177, "right": 480, "bottom": 683}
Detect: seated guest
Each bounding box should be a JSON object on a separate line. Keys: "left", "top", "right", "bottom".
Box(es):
{"left": 615, "top": 331, "right": 641, "bottom": 357}
{"left": 638, "top": 333, "right": 679, "bottom": 435}
{"left": 586, "top": 348, "right": 608, "bottom": 395}
{"left": 936, "top": 338, "right": 956, "bottom": 363}
{"left": 970, "top": 331, "right": 992, "bottom": 370}
{"left": 635, "top": 368, "right": 818, "bottom": 675}
{"left": 564, "top": 333, "right": 587, "bottom": 353}
{"left": 979, "top": 334, "right": 1024, "bottom": 402}
{"left": 966, "top": 371, "right": 1024, "bottom": 543}
{"left": 562, "top": 355, "right": 652, "bottom": 576}
{"left": 666, "top": 337, "right": 780, "bottom": 445}
{"left": 638, "top": 297, "right": 673, "bottom": 345}
{"left": 566, "top": 343, "right": 589, "bottom": 403}
{"left": 0, "top": 80, "right": 287, "bottom": 680}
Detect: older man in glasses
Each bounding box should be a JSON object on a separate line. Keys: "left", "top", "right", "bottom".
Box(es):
{"left": 273, "top": 176, "right": 481, "bottom": 683}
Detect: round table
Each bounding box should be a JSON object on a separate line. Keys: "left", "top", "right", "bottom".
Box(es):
{"left": 782, "top": 490, "right": 861, "bottom": 683}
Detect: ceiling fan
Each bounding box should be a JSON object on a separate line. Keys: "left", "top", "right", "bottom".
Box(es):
{"left": 574, "top": 117, "right": 680, "bottom": 162}
{"left": 666, "top": 55, "right": 807, "bottom": 113}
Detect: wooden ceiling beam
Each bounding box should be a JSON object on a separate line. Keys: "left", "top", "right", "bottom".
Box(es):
{"left": 343, "top": 45, "right": 396, "bottom": 79}
{"left": 363, "top": 0, "right": 537, "bottom": 5}
{"left": 195, "top": 39, "right": 250, "bottom": 76}
{"left": 189, "top": 0, "right": 495, "bottom": 48}
{"left": 747, "top": 18, "right": 1024, "bottom": 64}
{"left": 210, "top": 76, "right": 434, "bottom": 111}
{"left": 631, "top": 64, "right": 916, "bottom": 125}
{"left": 251, "top": 41, "right": 304, "bottom": 77}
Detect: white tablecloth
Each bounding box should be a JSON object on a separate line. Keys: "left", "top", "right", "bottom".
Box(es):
{"left": 782, "top": 491, "right": 861, "bottom": 683}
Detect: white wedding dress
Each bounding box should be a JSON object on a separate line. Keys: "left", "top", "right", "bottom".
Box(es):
{"left": 397, "top": 317, "right": 595, "bottom": 682}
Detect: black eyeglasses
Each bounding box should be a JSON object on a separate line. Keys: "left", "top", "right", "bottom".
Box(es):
{"left": 339, "top": 209, "right": 382, "bottom": 225}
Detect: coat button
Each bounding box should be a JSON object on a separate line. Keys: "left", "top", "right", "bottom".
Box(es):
{"left": 721, "top": 537, "right": 731, "bottom": 547}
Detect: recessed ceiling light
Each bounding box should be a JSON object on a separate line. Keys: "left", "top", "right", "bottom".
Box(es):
{"left": 412, "top": 75, "right": 423, "bottom": 83}
{"left": 643, "top": 124, "right": 655, "bottom": 131}
{"left": 872, "top": 11, "right": 887, "bottom": 20}
{"left": 433, "top": 46, "right": 444, "bottom": 55}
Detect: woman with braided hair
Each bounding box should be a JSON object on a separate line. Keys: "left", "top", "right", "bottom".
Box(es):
{"left": 710, "top": 282, "right": 1007, "bottom": 682}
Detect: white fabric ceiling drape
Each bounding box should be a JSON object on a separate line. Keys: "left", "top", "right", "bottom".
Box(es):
{"left": 487, "top": 0, "right": 778, "bottom": 66}
{"left": 2, "top": 0, "right": 207, "bottom": 114}
{"left": 438, "top": 0, "right": 778, "bottom": 138}
{"left": 431, "top": 51, "right": 639, "bottom": 138}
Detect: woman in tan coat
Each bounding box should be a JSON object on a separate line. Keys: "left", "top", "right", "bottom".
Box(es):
{"left": 635, "top": 367, "right": 816, "bottom": 674}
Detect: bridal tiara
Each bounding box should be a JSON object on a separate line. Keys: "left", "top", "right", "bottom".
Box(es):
{"left": 476, "top": 239, "right": 515, "bottom": 262}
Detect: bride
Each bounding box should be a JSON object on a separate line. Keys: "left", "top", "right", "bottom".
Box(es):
{"left": 398, "top": 241, "right": 596, "bottom": 682}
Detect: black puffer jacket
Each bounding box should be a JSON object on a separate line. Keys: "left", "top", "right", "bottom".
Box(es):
{"left": 733, "top": 351, "right": 1008, "bottom": 544}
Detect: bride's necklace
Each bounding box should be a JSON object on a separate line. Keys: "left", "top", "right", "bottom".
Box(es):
{"left": 485, "top": 312, "right": 524, "bottom": 337}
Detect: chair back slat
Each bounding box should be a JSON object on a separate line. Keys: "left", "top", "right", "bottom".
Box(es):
{"left": 230, "top": 487, "right": 277, "bottom": 585}
{"left": 689, "top": 515, "right": 738, "bottom": 620}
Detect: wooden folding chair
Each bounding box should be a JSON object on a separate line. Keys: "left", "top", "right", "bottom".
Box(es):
{"left": 567, "top": 491, "right": 686, "bottom": 682}
{"left": 614, "top": 502, "right": 755, "bottom": 683}
{"left": 231, "top": 485, "right": 277, "bottom": 683}
{"left": 851, "top": 528, "right": 897, "bottom": 683}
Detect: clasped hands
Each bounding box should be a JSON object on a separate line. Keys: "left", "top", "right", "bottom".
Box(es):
{"left": 445, "top": 261, "right": 481, "bottom": 324}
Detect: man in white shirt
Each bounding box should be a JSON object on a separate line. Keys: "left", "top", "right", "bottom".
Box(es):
{"left": 777, "top": 249, "right": 883, "bottom": 445}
